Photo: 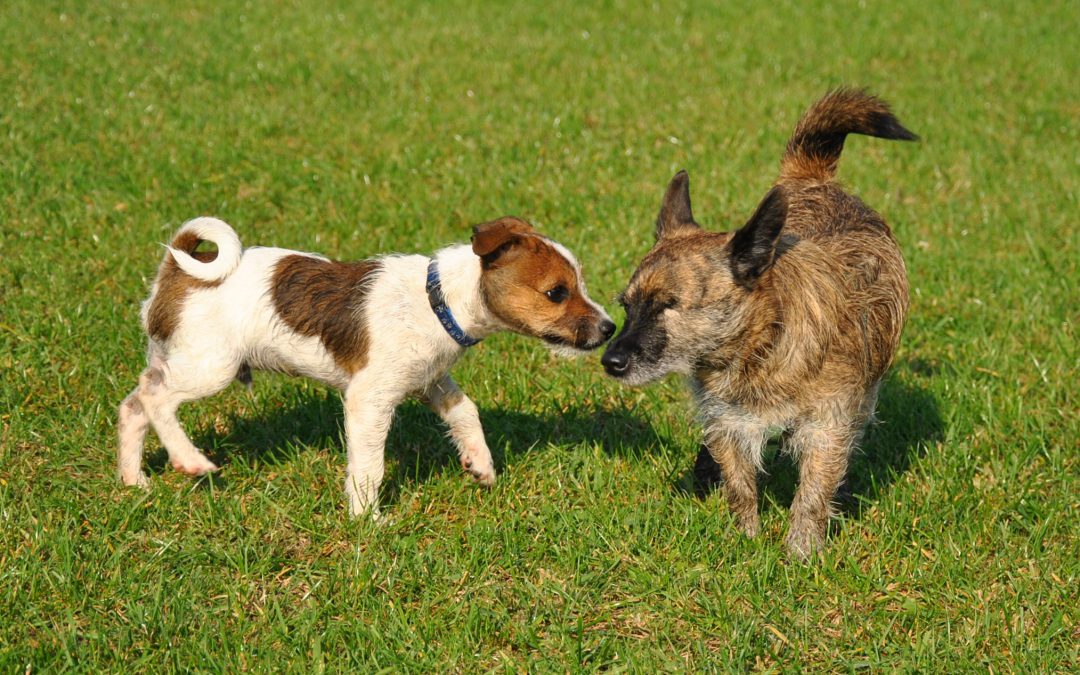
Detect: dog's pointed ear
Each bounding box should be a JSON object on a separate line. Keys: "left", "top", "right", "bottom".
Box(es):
{"left": 655, "top": 170, "right": 700, "bottom": 240}
{"left": 471, "top": 216, "right": 535, "bottom": 267}
{"left": 729, "top": 186, "right": 788, "bottom": 289}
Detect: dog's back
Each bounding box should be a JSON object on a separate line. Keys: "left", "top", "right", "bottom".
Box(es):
{"left": 772, "top": 89, "right": 916, "bottom": 383}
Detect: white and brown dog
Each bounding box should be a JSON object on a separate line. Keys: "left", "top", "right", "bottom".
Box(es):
{"left": 117, "top": 216, "right": 614, "bottom": 516}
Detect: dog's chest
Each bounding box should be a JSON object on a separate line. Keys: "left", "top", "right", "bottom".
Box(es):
{"left": 691, "top": 379, "right": 794, "bottom": 438}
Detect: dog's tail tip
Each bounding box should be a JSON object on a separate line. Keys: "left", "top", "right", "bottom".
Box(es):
{"left": 781, "top": 87, "right": 916, "bottom": 181}
{"left": 166, "top": 217, "right": 243, "bottom": 282}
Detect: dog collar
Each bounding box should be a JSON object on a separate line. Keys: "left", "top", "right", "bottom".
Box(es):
{"left": 426, "top": 258, "right": 481, "bottom": 348}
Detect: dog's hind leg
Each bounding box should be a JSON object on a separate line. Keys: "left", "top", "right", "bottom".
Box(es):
{"left": 422, "top": 374, "right": 495, "bottom": 487}
{"left": 118, "top": 386, "right": 151, "bottom": 487}
{"left": 137, "top": 361, "right": 231, "bottom": 477}
{"left": 785, "top": 420, "right": 859, "bottom": 560}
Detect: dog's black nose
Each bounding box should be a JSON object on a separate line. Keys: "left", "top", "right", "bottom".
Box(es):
{"left": 600, "top": 320, "right": 616, "bottom": 340}
{"left": 601, "top": 349, "right": 629, "bottom": 375}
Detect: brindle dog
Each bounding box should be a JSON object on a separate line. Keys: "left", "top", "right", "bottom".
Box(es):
{"left": 602, "top": 89, "right": 917, "bottom": 559}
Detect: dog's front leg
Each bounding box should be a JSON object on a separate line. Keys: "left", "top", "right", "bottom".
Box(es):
{"left": 423, "top": 375, "right": 495, "bottom": 486}
{"left": 343, "top": 374, "right": 401, "bottom": 518}
{"left": 704, "top": 428, "right": 762, "bottom": 538}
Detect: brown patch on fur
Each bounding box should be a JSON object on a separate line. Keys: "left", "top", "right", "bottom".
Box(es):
{"left": 145, "top": 231, "right": 224, "bottom": 342}
{"left": 604, "top": 89, "right": 916, "bottom": 560}
{"left": 471, "top": 217, "right": 535, "bottom": 262}
{"left": 140, "top": 366, "right": 164, "bottom": 393}
{"left": 124, "top": 396, "right": 144, "bottom": 415}
{"left": 271, "top": 255, "right": 380, "bottom": 374}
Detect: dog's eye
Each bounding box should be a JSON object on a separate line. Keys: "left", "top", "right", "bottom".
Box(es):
{"left": 545, "top": 285, "right": 569, "bottom": 303}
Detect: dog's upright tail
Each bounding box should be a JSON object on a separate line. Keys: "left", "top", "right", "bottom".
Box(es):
{"left": 780, "top": 88, "right": 917, "bottom": 182}
{"left": 165, "top": 217, "right": 243, "bottom": 282}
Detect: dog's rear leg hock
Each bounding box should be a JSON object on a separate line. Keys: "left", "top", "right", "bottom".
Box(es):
{"left": 138, "top": 366, "right": 220, "bottom": 477}
{"left": 117, "top": 385, "right": 151, "bottom": 488}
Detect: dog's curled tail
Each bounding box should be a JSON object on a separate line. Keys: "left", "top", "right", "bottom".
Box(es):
{"left": 780, "top": 88, "right": 917, "bottom": 182}
{"left": 165, "top": 217, "right": 243, "bottom": 282}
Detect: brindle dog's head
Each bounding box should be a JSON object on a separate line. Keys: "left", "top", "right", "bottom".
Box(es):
{"left": 473, "top": 217, "right": 615, "bottom": 355}
{"left": 602, "top": 171, "right": 787, "bottom": 384}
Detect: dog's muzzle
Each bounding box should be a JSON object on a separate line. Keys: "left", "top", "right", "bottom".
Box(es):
{"left": 549, "top": 318, "right": 616, "bottom": 351}
{"left": 601, "top": 343, "right": 630, "bottom": 376}
{"left": 599, "top": 319, "right": 616, "bottom": 341}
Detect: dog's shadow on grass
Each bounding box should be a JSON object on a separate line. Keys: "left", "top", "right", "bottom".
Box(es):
{"left": 158, "top": 368, "right": 938, "bottom": 516}
{"left": 383, "top": 402, "right": 667, "bottom": 504}
{"left": 165, "top": 388, "right": 667, "bottom": 503}
{"left": 680, "top": 371, "right": 944, "bottom": 520}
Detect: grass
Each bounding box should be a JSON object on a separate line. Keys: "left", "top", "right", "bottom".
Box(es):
{"left": 1, "top": 0, "right": 1076, "bottom": 670}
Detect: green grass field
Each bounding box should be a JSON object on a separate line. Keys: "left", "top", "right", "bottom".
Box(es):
{"left": 1, "top": 0, "right": 1076, "bottom": 670}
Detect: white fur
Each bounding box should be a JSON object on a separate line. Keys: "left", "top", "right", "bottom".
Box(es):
{"left": 165, "top": 217, "right": 243, "bottom": 282}
{"left": 118, "top": 221, "right": 605, "bottom": 518}
{"left": 548, "top": 239, "right": 608, "bottom": 318}
{"left": 692, "top": 380, "right": 796, "bottom": 473}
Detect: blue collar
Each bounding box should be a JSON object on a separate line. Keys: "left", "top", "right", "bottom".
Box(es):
{"left": 426, "top": 258, "right": 481, "bottom": 348}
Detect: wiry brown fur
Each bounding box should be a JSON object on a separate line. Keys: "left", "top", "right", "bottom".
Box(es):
{"left": 145, "top": 231, "right": 222, "bottom": 342}
{"left": 271, "top": 255, "right": 380, "bottom": 374}
{"left": 603, "top": 88, "right": 916, "bottom": 560}
{"left": 781, "top": 87, "right": 917, "bottom": 182}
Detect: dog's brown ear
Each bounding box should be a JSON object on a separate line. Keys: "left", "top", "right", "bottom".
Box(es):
{"left": 655, "top": 170, "right": 700, "bottom": 240}
{"left": 471, "top": 216, "right": 534, "bottom": 267}
{"left": 729, "top": 186, "right": 787, "bottom": 289}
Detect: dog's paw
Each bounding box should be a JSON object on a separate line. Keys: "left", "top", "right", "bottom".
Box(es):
{"left": 172, "top": 454, "right": 219, "bottom": 477}
{"left": 461, "top": 455, "right": 496, "bottom": 487}
{"left": 737, "top": 515, "right": 761, "bottom": 538}
{"left": 784, "top": 528, "right": 824, "bottom": 563}
{"left": 120, "top": 471, "right": 151, "bottom": 490}
{"left": 371, "top": 508, "right": 395, "bottom": 526}
{"left": 473, "top": 466, "right": 496, "bottom": 487}
{"left": 346, "top": 485, "right": 381, "bottom": 520}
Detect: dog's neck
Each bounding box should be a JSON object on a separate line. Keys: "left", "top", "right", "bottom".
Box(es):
{"left": 430, "top": 245, "right": 503, "bottom": 342}
{"left": 696, "top": 275, "right": 834, "bottom": 407}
